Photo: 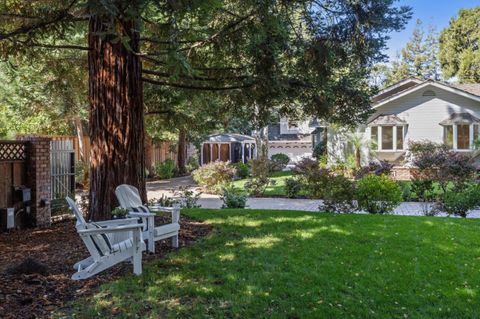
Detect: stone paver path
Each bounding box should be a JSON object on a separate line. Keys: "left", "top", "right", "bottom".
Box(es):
{"left": 147, "top": 177, "right": 480, "bottom": 218}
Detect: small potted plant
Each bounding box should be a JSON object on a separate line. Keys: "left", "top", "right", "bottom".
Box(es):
{"left": 111, "top": 207, "right": 129, "bottom": 219}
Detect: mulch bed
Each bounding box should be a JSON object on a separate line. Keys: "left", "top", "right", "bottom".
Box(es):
{"left": 0, "top": 215, "right": 211, "bottom": 319}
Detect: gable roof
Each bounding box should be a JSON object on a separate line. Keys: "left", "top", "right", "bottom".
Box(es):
{"left": 371, "top": 78, "right": 422, "bottom": 103}
{"left": 439, "top": 112, "right": 480, "bottom": 125}
{"left": 451, "top": 83, "right": 480, "bottom": 97}
{"left": 372, "top": 79, "right": 480, "bottom": 109}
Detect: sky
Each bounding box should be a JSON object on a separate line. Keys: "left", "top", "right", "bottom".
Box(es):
{"left": 385, "top": 0, "right": 480, "bottom": 62}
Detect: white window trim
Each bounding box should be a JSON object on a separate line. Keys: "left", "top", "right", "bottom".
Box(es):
{"left": 373, "top": 125, "right": 404, "bottom": 152}
{"left": 444, "top": 123, "right": 477, "bottom": 151}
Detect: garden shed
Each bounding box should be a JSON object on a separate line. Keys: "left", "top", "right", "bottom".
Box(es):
{"left": 201, "top": 134, "right": 256, "bottom": 165}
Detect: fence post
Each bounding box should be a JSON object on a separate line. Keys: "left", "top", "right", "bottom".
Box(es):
{"left": 17, "top": 135, "right": 52, "bottom": 227}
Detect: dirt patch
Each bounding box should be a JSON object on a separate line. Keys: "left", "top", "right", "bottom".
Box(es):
{"left": 0, "top": 215, "right": 211, "bottom": 319}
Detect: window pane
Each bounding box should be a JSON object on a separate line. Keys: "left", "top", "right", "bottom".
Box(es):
{"left": 396, "top": 126, "right": 403, "bottom": 150}
{"left": 382, "top": 126, "right": 393, "bottom": 150}
{"left": 444, "top": 126, "right": 453, "bottom": 148}
{"left": 457, "top": 124, "right": 470, "bottom": 149}
{"left": 474, "top": 124, "right": 479, "bottom": 142}
{"left": 371, "top": 127, "right": 378, "bottom": 149}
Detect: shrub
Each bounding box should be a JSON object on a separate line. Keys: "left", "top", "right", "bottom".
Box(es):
{"left": 111, "top": 207, "right": 129, "bottom": 219}
{"left": 397, "top": 181, "right": 412, "bottom": 201}
{"left": 312, "top": 142, "right": 326, "bottom": 159}
{"left": 301, "top": 167, "right": 331, "bottom": 199}
{"left": 249, "top": 158, "right": 274, "bottom": 178}
{"left": 174, "top": 186, "right": 202, "bottom": 208}
{"left": 354, "top": 160, "right": 394, "bottom": 180}
{"left": 149, "top": 194, "right": 177, "bottom": 207}
{"left": 186, "top": 155, "right": 200, "bottom": 172}
{"left": 75, "top": 160, "right": 89, "bottom": 188}
{"left": 221, "top": 187, "right": 248, "bottom": 208}
{"left": 270, "top": 153, "right": 290, "bottom": 170}
{"left": 285, "top": 178, "right": 302, "bottom": 198}
{"left": 234, "top": 162, "right": 250, "bottom": 179}
{"left": 245, "top": 176, "right": 274, "bottom": 197}
{"left": 292, "top": 157, "right": 318, "bottom": 175}
{"left": 356, "top": 174, "right": 403, "bottom": 214}
{"left": 319, "top": 173, "right": 356, "bottom": 213}
{"left": 155, "top": 159, "right": 176, "bottom": 179}
{"left": 440, "top": 184, "right": 480, "bottom": 218}
{"left": 192, "top": 161, "right": 236, "bottom": 193}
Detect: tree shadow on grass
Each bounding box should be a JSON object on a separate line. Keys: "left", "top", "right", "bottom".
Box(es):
{"left": 71, "top": 210, "right": 480, "bottom": 319}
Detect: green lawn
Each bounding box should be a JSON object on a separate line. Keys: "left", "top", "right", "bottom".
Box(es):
{"left": 232, "top": 171, "right": 293, "bottom": 196}
{"left": 72, "top": 209, "right": 480, "bottom": 318}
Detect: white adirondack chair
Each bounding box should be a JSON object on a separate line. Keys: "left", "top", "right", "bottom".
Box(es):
{"left": 66, "top": 197, "right": 146, "bottom": 280}
{"left": 115, "top": 184, "right": 180, "bottom": 253}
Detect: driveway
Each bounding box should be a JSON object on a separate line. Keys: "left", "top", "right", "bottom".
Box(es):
{"left": 146, "top": 177, "right": 480, "bottom": 218}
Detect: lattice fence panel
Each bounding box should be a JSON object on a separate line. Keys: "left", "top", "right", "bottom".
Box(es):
{"left": 0, "top": 142, "right": 27, "bottom": 162}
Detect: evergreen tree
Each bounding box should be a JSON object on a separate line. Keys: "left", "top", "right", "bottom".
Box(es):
{"left": 386, "top": 19, "right": 440, "bottom": 85}
{"left": 0, "top": 0, "right": 411, "bottom": 219}
{"left": 439, "top": 7, "right": 480, "bottom": 83}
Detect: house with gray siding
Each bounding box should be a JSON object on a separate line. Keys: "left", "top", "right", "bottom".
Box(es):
{"left": 327, "top": 78, "right": 480, "bottom": 165}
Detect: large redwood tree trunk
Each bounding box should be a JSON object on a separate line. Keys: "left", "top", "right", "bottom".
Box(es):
{"left": 88, "top": 15, "right": 146, "bottom": 220}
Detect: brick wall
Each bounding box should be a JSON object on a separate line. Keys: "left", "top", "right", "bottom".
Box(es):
{"left": 17, "top": 135, "right": 52, "bottom": 227}
{"left": 391, "top": 166, "right": 416, "bottom": 181}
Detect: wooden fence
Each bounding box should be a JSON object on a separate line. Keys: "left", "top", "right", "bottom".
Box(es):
{"left": 69, "top": 135, "right": 178, "bottom": 167}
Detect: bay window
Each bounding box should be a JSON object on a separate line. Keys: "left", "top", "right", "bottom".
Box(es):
{"left": 442, "top": 123, "right": 480, "bottom": 150}
{"left": 370, "top": 125, "right": 405, "bottom": 151}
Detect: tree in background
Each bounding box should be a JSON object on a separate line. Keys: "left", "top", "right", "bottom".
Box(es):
{"left": 385, "top": 19, "right": 441, "bottom": 86}
{"left": 439, "top": 7, "right": 480, "bottom": 83}
{"left": 0, "top": 0, "right": 411, "bottom": 220}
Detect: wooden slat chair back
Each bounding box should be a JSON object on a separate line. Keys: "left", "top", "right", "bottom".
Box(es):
{"left": 115, "top": 184, "right": 180, "bottom": 253}
{"left": 66, "top": 197, "right": 146, "bottom": 280}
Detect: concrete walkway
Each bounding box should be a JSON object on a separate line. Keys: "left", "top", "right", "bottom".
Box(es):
{"left": 146, "top": 177, "right": 480, "bottom": 218}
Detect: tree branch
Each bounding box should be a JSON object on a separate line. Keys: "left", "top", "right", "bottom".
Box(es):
{"left": 142, "top": 69, "right": 249, "bottom": 82}
{"left": 13, "top": 39, "right": 89, "bottom": 51}
{"left": 0, "top": 0, "right": 79, "bottom": 41}
{"left": 142, "top": 77, "right": 252, "bottom": 91}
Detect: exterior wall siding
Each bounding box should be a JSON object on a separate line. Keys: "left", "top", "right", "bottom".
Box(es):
{"left": 371, "top": 85, "right": 480, "bottom": 145}
{"left": 328, "top": 84, "right": 480, "bottom": 165}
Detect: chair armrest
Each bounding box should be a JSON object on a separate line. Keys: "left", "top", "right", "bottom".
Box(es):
{"left": 78, "top": 224, "right": 145, "bottom": 235}
{"left": 127, "top": 211, "right": 155, "bottom": 218}
{"left": 171, "top": 207, "right": 180, "bottom": 223}
{"left": 147, "top": 206, "right": 180, "bottom": 223}
{"left": 94, "top": 218, "right": 138, "bottom": 227}
{"left": 148, "top": 206, "right": 175, "bottom": 213}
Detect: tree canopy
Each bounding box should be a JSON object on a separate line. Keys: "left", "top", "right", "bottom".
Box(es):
{"left": 382, "top": 19, "right": 440, "bottom": 86}
{"left": 0, "top": 0, "right": 411, "bottom": 219}
{"left": 439, "top": 7, "right": 480, "bottom": 83}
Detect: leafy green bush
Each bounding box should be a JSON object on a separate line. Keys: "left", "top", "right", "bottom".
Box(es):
{"left": 192, "top": 161, "right": 236, "bottom": 193}
{"left": 301, "top": 167, "right": 331, "bottom": 199}
{"left": 155, "top": 159, "right": 176, "bottom": 179}
{"left": 249, "top": 158, "right": 274, "bottom": 178}
{"left": 174, "top": 186, "right": 202, "bottom": 208}
{"left": 221, "top": 187, "right": 248, "bottom": 208}
{"left": 244, "top": 177, "right": 275, "bottom": 197}
{"left": 285, "top": 178, "right": 302, "bottom": 198}
{"left": 292, "top": 158, "right": 318, "bottom": 175}
{"left": 312, "top": 142, "right": 326, "bottom": 159}
{"left": 270, "top": 153, "right": 290, "bottom": 170}
{"left": 441, "top": 185, "right": 480, "bottom": 218}
{"left": 148, "top": 194, "right": 177, "bottom": 207}
{"left": 111, "top": 207, "right": 129, "bottom": 219}
{"left": 354, "top": 160, "right": 393, "bottom": 180}
{"left": 234, "top": 162, "right": 250, "bottom": 179}
{"left": 356, "top": 174, "right": 402, "bottom": 214}
{"left": 186, "top": 155, "right": 200, "bottom": 172}
{"left": 397, "top": 181, "right": 412, "bottom": 201}
{"left": 319, "top": 174, "right": 357, "bottom": 213}
{"left": 75, "top": 160, "right": 89, "bottom": 187}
